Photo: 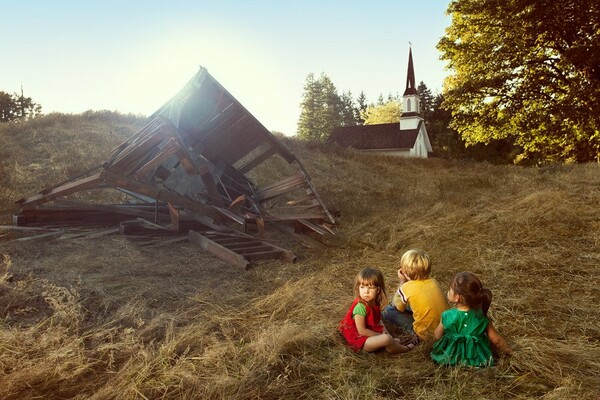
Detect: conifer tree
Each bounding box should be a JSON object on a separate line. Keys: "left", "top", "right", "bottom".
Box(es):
{"left": 297, "top": 73, "right": 345, "bottom": 140}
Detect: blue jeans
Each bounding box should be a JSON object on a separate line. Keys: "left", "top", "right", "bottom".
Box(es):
{"left": 382, "top": 304, "right": 415, "bottom": 334}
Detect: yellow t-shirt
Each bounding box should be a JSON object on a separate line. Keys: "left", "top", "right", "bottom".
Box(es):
{"left": 392, "top": 278, "right": 448, "bottom": 340}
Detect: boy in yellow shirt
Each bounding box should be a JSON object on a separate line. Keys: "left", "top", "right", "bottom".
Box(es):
{"left": 383, "top": 249, "right": 448, "bottom": 341}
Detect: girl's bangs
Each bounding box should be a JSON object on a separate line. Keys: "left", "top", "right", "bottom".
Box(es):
{"left": 359, "top": 276, "right": 379, "bottom": 287}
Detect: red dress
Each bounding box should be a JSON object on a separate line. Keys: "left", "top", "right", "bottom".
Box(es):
{"left": 339, "top": 298, "right": 384, "bottom": 351}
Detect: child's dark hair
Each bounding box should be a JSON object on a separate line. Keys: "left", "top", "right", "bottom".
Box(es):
{"left": 450, "top": 272, "right": 493, "bottom": 315}
{"left": 353, "top": 267, "right": 388, "bottom": 308}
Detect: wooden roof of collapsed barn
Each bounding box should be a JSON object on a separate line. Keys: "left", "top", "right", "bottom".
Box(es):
{"left": 12, "top": 67, "right": 337, "bottom": 269}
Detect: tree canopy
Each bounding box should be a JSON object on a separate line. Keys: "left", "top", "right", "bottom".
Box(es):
{"left": 297, "top": 73, "right": 359, "bottom": 140}
{"left": 361, "top": 100, "right": 401, "bottom": 125}
{"left": 438, "top": 0, "right": 600, "bottom": 163}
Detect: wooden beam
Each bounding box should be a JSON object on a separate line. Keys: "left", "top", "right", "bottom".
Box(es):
{"left": 100, "top": 170, "right": 214, "bottom": 216}
{"left": 237, "top": 145, "right": 276, "bottom": 174}
{"left": 255, "top": 173, "right": 308, "bottom": 202}
{"left": 17, "top": 173, "right": 104, "bottom": 207}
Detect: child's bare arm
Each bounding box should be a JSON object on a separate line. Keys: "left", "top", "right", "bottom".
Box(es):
{"left": 433, "top": 321, "right": 445, "bottom": 340}
{"left": 486, "top": 323, "right": 512, "bottom": 354}
{"left": 354, "top": 314, "right": 383, "bottom": 337}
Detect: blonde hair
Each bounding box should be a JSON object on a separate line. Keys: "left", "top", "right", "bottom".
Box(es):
{"left": 353, "top": 267, "right": 388, "bottom": 308}
{"left": 400, "top": 249, "right": 431, "bottom": 280}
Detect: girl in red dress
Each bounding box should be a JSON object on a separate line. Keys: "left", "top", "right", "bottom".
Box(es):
{"left": 339, "top": 267, "right": 415, "bottom": 353}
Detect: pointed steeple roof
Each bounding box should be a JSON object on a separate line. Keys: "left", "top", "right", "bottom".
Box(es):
{"left": 403, "top": 47, "right": 418, "bottom": 96}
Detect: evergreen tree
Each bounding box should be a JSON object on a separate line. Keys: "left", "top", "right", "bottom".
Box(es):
{"left": 297, "top": 73, "right": 324, "bottom": 140}
{"left": 297, "top": 73, "right": 345, "bottom": 140}
{"left": 417, "top": 81, "right": 434, "bottom": 120}
{"left": 356, "top": 91, "right": 368, "bottom": 125}
{"left": 320, "top": 74, "right": 344, "bottom": 135}
{"left": 340, "top": 91, "right": 358, "bottom": 127}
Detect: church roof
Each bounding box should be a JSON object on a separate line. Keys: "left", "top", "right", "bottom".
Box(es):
{"left": 329, "top": 122, "right": 421, "bottom": 150}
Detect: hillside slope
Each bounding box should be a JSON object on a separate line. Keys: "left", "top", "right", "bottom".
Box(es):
{"left": 1, "top": 113, "right": 599, "bottom": 399}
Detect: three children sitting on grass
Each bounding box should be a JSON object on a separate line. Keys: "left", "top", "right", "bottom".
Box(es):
{"left": 339, "top": 249, "right": 512, "bottom": 367}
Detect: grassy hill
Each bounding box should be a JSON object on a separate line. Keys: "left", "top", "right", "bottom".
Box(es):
{"left": 1, "top": 113, "right": 599, "bottom": 399}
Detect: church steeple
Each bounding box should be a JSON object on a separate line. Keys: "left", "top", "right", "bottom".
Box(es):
{"left": 403, "top": 47, "right": 418, "bottom": 96}
{"left": 401, "top": 46, "right": 422, "bottom": 126}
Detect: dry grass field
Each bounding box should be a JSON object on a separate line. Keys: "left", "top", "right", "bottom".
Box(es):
{"left": 1, "top": 113, "right": 600, "bottom": 399}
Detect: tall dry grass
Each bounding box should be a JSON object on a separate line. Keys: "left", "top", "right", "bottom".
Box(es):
{"left": 1, "top": 113, "right": 600, "bottom": 399}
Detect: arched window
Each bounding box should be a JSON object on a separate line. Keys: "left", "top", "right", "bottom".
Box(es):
{"left": 407, "top": 99, "right": 411, "bottom": 112}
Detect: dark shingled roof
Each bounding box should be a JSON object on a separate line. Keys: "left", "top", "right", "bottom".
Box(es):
{"left": 329, "top": 122, "right": 421, "bottom": 150}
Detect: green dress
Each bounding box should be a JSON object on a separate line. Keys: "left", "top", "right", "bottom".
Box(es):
{"left": 430, "top": 308, "right": 493, "bottom": 367}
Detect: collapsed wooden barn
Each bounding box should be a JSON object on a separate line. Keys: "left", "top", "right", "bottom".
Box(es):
{"left": 12, "top": 67, "right": 336, "bottom": 269}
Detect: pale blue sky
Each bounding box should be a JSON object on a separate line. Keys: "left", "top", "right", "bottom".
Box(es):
{"left": 1, "top": 1, "right": 451, "bottom": 135}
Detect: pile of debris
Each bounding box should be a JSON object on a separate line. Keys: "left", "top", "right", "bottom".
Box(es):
{"left": 9, "top": 67, "right": 336, "bottom": 269}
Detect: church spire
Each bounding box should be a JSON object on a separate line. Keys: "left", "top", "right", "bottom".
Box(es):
{"left": 403, "top": 47, "right": 418, "bottom": 96}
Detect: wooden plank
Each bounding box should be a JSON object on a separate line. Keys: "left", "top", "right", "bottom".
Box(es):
{"left": 297, "top": 219, "right": 329, "bottom": 236}
{"left": 242, "top": 250, "right": 284, "bottom": 261}
{"left": 261, "top": 213, "right": 327, "bottom": 222}
{"left": 138, "top": 235, "right": 189, "bottom": 247}
{"left": 0, "top": 225, "right": 60, "bottom": 232}
{"left": 255, "top": 174, "right": 309, "bottom": 202}
{"left": 188, "top": 230, "right": 249, "bottom": 269}
{"left": 209, "top": 238, "right": 256, "bottom": 245}
{"left": 237, "top": 145, "right": 276, "bottom": 174}
{"left": 60, "top": 228, "right": 119, "bottom": 240}
{"left": 273, "top": 224, "right": 326, "bottom": 250}
{"left": 285, "top": 193, "right": 317, "bottom": 206}
{"left": 304, "top": 177, "right": 336, "bottom": 225}
{"left": 11, "top": 230, "right": 65, "bottom": 242}
{"left": 133, "top": 138, "right": 181, "bottom": 180}
{"left": 212, "top": 206, "right": 246, "bottom": 226}
{"left": 229, "top": 245, "right": 272, "bottom": 253}
{"left": 51, "top": 199, "right": 172, "bottom": 222}
{"left": 17, "top": 172, "right": 104, "bottom": 207}
{"left": 100, "top": 170, "right": 214, "bottom": 215}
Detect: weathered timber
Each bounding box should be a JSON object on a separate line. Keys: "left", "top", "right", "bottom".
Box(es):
{"left": 13, "top": 66, "right": 335, "bottom": 270}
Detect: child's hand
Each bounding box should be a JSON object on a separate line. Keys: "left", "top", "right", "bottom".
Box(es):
{"left": 398, "top": 268, "right": 408, "bottom": 283}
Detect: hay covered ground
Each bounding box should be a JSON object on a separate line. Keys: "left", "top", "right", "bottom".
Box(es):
{"left": 1, "top": 113, "right": 600, "bottom": 399}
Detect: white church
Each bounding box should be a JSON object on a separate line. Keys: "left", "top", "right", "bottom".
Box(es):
{"left": 328, "top": 48, "right": 433, "bottom": 158}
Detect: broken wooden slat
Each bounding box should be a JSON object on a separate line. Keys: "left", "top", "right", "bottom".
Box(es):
{"left": 100, "top": 170, "right": 214, "bottom": 215}
{"left": 17, "top": 172, "right": 104, "bottom": 207}
{"left": 212, "top": 206, "right": 246, "bottom": 226}
{"left": 188, "top": 230, "right": 250, "bottom": 269}
{"left": 242, "top": 250, "right": 285, "bottom": 261}
{"left": 273, "top": 224, "right": 327, "bottom": 249}
{"left": 11, "top": 229, "right": 65, "bottom": 242}
{"left": 254, "top": 173, "right": 307, "bottom": 201}
{"left": 237, "top": 145, "right": 277, "bottom": 175}
{"left": 297, "top": 219, "right": 329, "bottom": 236}
{"left": 133, "top": 137, "right": 181, "bottom": 180}
{"left": 228, "top": 244, "right": 272, "bottom": 253}
{"left": 138, "top": 235, "right": 189, "bottom": 247}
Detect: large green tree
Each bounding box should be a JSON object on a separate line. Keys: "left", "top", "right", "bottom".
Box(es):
{"left": 438, "top": 0, "right": 600, "bottom": 163}
{"left": 417, "top": 81, "right": 434, "bottom": 120}
{"left": 297, "top": 73, "right": 356, "bottom": 140}
{"left": 361, "top": 100, "right": 401, "bottom": 124}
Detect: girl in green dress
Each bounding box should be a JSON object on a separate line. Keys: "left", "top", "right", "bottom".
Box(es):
{"left": 431, "top": 272, "right": 512, "bottom": 367}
